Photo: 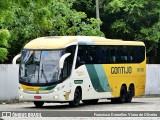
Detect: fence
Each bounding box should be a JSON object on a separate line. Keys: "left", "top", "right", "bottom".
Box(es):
{"left": 0, "top": 64, "right": 160, "bottom": 101}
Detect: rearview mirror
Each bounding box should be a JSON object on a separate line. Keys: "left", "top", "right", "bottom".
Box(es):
{"left": 59, "top": 53, "right": 71, "bottom": 69}
{"left": 12, "top": 54, "right": 21, "bottom": 65}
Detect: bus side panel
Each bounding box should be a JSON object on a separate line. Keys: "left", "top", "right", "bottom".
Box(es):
{"left": 103, "top": 61, "right": 146, "bottom": 98}
{"left": 133, "top": 76, "right": 146, "bottom": 96}
{"left": 73, "top": 65, "right": 113, "bottom": 100}
{"left": 73, "top": 60, "right": 146, "bottom": 100}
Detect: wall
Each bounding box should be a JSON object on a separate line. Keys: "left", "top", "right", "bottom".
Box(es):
{"left": 145, "top": 64, "right": 160, "bottom": 94}
{"left": 0, "top": 64, "right": 159, "bottom": 101}
{"left": 0, "top": 64, "right": 19, "bottom": 101}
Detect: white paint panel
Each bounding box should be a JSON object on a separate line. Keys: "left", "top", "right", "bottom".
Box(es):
{"left": 0, "top": 64, "right": 19, "bottom": 101}
{"left": 145, "top": 64, "right": 160, "bottom": 94}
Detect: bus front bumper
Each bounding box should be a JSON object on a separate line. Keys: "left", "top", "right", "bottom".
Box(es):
{"left": 19, "top": 90, "right": 72, "bottom": 102}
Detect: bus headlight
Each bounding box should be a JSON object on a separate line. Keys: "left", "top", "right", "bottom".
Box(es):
{"left": 53, "top": 95, "right": 58, "bottom": 99}
{"left": 19, "top": 95, "right": 24, "bottom": 99}
{"left": 19, "top": 87, "right": 24, "bottom": 91}
{"left": 53, "top": 88, "right": 58, "bottom": 92}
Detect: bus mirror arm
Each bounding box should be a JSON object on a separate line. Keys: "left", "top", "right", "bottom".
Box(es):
{"left": 59, "top": 53, "right": 71, "bottom": 69}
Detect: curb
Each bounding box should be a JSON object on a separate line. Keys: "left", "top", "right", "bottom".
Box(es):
{"left": 0, "top": 99, "right": 19, "bottom": 104}
{"left": 135, "top": 94, "right": 160, "bottom": 98}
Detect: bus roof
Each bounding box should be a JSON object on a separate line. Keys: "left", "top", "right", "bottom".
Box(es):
{"left": 24, "top": 36, "right": 145, "bottom": 49}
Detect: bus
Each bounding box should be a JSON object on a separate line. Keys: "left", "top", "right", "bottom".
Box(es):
{"left": 19, "top": 36, "right": 146, "bottom": 107}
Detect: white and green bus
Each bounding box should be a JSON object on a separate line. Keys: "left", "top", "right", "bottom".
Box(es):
{"left": 19, "top": 36, "right": 146, "bottom": 107}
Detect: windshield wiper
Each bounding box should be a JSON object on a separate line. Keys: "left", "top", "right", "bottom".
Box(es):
{"left": 41, "top": 64, "right": 48, "bottom": 83}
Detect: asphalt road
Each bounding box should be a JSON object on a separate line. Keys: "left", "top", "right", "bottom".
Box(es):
{"left": 0, "top": 97, "right": 160, "bottom": 120}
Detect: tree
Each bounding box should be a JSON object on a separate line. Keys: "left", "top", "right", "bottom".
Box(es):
{"left": 1, "top": 0, "right": 104, "bottom": 63}
{"left": 0, "top": 29, "right": 10, "bottom": 62}
{"left": 0, "top": 0, "right": 13, "bottom": 62}
{"left": 72, "top": 0, "right": 160, "bottom": 63}
{"left": 73, "top": 0, "right": 160, "bottom": 47}
{"left": 103, "top": 0, "right": 160, "bottom": 52}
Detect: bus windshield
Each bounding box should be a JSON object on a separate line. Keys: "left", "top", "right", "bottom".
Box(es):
{"left": 20, "top": 50, "right": 64, "bottom": 85}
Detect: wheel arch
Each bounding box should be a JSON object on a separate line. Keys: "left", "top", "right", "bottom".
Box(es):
{"left": 121, "top": 84, "right": 127, "bottom": 91}
{"left": 75, "top": 86, "right": 82, "bottom": 100}
{"left": 118, "top": 84, "right": 127, "bottom": 97}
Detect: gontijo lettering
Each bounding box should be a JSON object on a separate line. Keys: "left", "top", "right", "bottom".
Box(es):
{"left": 111, "top": 66, "right": 132, "bottom": 74}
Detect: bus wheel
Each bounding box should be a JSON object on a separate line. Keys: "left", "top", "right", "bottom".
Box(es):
{"left": 126, "top": 86, "right": 134, "bottom": 103}
{"left": 119, "top": 86, "right": 127, "bottom": 103}
{"left": 69, "top": 89, "right": 81, "bottom": 107}
{"left": 111, "top": 98, "right": 119, "bottom": 103}
{"left": 82, "top": 99, "right": 99, "bottom": 105}
{"left": 33, "top": 101, "right": 44, "bottom": 108}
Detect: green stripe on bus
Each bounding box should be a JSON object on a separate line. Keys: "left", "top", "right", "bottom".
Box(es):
{"left": 86, "top": 65, "right": 105, "bottom": 92}
{"left": 94, "top": 64, "right": 111, "bottom": 92}
{"left": 38, "top": 85, "right": 57, "bottom": 90}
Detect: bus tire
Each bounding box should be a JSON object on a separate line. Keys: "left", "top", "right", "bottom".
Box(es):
{"left": 33, "top": 101, "right": 44, "bottom": 108}
{"left": 126, "top": 86, "right": 134, "bottom": 103}
{"left": 118, "top": 86, "right": 127, "bottom": 103}
{"left": 111, "top": 98, "right": 119, "bottom": 103}
{"left": 82, "top": 99, "right": 99, "bottom": 105}
{"left": 69, "top": 89, "right": 81, "bottom": 107}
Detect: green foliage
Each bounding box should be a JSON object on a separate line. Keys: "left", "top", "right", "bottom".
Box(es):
{"left": 0, "top": 48, "right": 8, "bottom": 62}
{"left": 0, "top": 29, "right": 10, "bottom": 47}
{"left": 0, "top": 0, "right": 14, "bottom": 28}
{"left": 0, "top": 29, "right": 10, "bottom": 62}
{"left": 9, "top": 0, "right": 103, "bottom": 39}
{"left": 0, "top": 0, "right": 104, "bottom": 63}
{"left": 0, "top": 0, "right": 13, "bottom": 62}
{"left": 72, "top": 0, "right": 96, "bottom": 18}
{"left": 72, "top": 0, "right": 160, "bottom": 53}
{"left": 104, "top": 0, "right": 160, "bottom": 52}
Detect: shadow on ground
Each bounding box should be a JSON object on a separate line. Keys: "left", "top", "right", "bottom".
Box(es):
{"left": 24, "top": 101, "right": 148, "bottom": 110}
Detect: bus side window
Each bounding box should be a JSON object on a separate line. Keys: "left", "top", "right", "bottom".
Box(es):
{"left": 110, "top": 47, "right": 116, "bottom": 63}
{"left": 105, "top": 48, "right": 111, "bottom": 63}
{"left": 61, "top": 45, "right": 76, "bottom": 78}
{"left": 120, "top": 46, "right": 128, "bottom": 63}
{"left": 127, "top": 47, "right": 133, "bottom": 63}
{"left": 62, "top": 58, "right": 69, "bottom": 78}
{"left": 133, "top": 46, "right": 139, "bottom": 63}
{"left": 86, "top": 46, "right": 97, "bottom": 64}
{"left": 138, "top": 46, "right": 145, "bottom": 62}
{"left": 130, "top": 46, "right": 143, "bottom": 63}
{"left": 76, "top": 46, "right": 86, "bottom": 68}
{"left": 97, "top": 46, "right": 101, "bottom": 63}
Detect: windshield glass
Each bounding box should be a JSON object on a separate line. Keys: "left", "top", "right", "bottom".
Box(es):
{"left": 20, "top": 50, "right": 64, "bottom": 85}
